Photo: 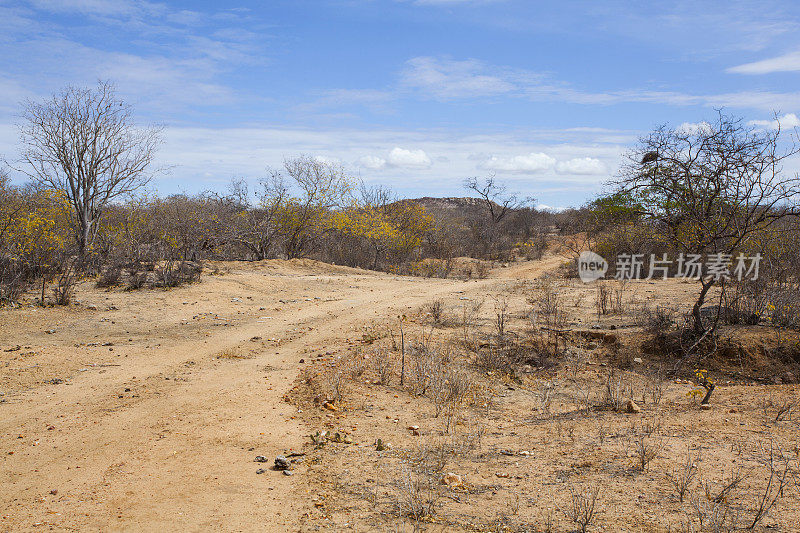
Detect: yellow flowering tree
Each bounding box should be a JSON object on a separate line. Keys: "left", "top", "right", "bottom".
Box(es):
{"left": 331, "top": 199, "right": 434, "bottom": 270}
{"left": 269, "top": 156, "right": 353, "bottom": 259}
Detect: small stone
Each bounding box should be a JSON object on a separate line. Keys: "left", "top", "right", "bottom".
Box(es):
{"left": 274, "top": 455, "right": 291, "bottom": 470}
{"left": 625, "top": 399, "right": 641, "bottom": 414}
{"left": 256, "top": 468, "right": 266, "bottom": 474}
{"left": 322, "top": 401, "right": 337, "bottom": 411}
{"left": 49, "top": 490, "right": 57, "bottom": 495}
{"left": 283, "top": 470, "right": 294, "bottom": 476}
{"left": 442, "top": 473, "right": 463, "bottom": 487}
{"left": 633, "top": 357, "right": 643, "bottom": 364}
{"left": 700, "top": 403, "right": 712, "bottom": 410}
{"left": 87, "top": 305, "right": 98, "bottom": 311}
{"left": 254, "top": 455, "right": 269, "bottom": 463}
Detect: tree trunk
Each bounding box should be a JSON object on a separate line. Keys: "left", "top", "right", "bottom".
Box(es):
{"left": 691, "top": 278, "right": 716, "bottom": 335}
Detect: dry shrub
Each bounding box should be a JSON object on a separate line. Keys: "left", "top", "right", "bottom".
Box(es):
{"left": 0, "top": 257, "right": 28, "bottom": 304}
{"left": 155, "top": 260, "right": 202, "bottom": 288}
{"left": 52, "top": 263, "right": 77, "bottom": 305}
{"left": 563, "top": 485, "right": 599, "bottom": 533}
{"left": 766, "top": 283, "right": 800, "bottom": 328}
{"left": 426, "top": 299, "right": 445, "bottom": 325}
{"left": 634, "top": 434, "right": 660, "bottom": 472}
{"left": 596, "top": 281, "right": 627, "bottom": 316}
{"left": 392, "top": 463, "right": 441, "bottom": 521}
{"left": 671, "top": 446, "right": 701, "bottom": 503}
{"left": 409, "top": 258, "right": 453, "bottom": 279}
{"left": 372, "top": 348, "right": 394, "bottom": 385}
{"left": 459, "top": 298, "right": 483, "bottom": 347}
{"left": 475, "top": 261, "right": 490, "bottom": 279}
{"left": 407, "top": 342, "right": 472, "bottom": 429}
{"left": 493, "top": 295, "right": 509, "bottom": 339}
{"left": 636, "top": 302, "right": 675, "bottom": 334}
{"left": 96, "top": 264, "right": 123, "bottom": 288}
{"left": 216, "top": 347, "right": 251, "bottom": 360}
{"left": 601, "top": 368, "right": 625, "bottom": 411}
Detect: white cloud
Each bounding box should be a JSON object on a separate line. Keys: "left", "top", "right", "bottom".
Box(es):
{"left": 676, "top": 121, "right": 713, "bottom": 135}
{"left": 313, "top": 155, "right": 341, "bottom": 166}
{"left": 395, "top": 55, "right": 800, "bottom": 112}
{"left": 535, "top": 204, "right": 567, "bottom": 212}
{"left": 357, "top": 155, "right": 387, "bottom": 169}
{"left": 479, "top": 152, "right": 555, "bottom": 173}
{"left": 28, "top": 0, "right": 161, "bottom": 17}
{"left": 401, "top": 56, "right": 534, "bottom": 99}
{"left": 387, "top": 147, "right": 431, "bottom": 168}
{"left": 555, "top": 157, "right": 605, "bottom": 175}
{"left": 748, "top": 113, "right": 800, "bottom": 130}
{"left": 0, "top": 3, "right": 262, "bottom": 118}
{"left": 728, "top": 50, "right": 800, "bottom": 74}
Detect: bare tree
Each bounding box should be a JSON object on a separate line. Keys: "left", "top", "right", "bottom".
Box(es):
{"left": 274, "top": 156, "right": 352, "bottom": 259}
{"left": 13, "top": 81, "right": 161, "bottom": 256}
{"left": 613, "top": 112, "right": 800, "bottom": 338}
{"left": 464, "top": 175, "right": 520, "bottom": 224}
{"left": 233, "top": 174, "right": 290, "bottom": 260}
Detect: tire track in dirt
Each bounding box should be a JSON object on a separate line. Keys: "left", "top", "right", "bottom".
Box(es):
{"left": 0, "top": 260, "right": 562, "bottom": 532}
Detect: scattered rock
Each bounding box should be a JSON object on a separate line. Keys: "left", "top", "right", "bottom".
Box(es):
{"left": 700, "top": 403, "right": 712, "bottom": 410}
{"left": 86, "top": 305, "right": 98, "bottom": 311}
{"left": 283, "top": 470, "right": 294, "bottom": 476}
{"left": 255, "top": 468, "right": 266, "bottom": 474}
{"left": 254, "top": 455, "right": 269, "bottom": 463}
{"left": 274, "top": 455, "right": 291, "bottom": 470}
{"left": 322, "top": 401, "right": 337, "bottom": 411}
{"left": 408, "top": 425, "right": 420, "bottom": 436}
{"left": 625, "top": 399, "right": 641, "bottom": 414}
{"left": 49, "top": 490, "right": 57, "bottom": 495}
{"left": 442, "top": 473, "right": 463, "bottom": 487}
{"left": 495, "top": 472, "right": 511, "bottom": 478}
{"left": 633, "top": 357, "right": 643, "bottom": 364}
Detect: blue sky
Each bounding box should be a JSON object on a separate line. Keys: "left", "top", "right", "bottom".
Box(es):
{"left": 2, "top": 0, "right": 800, "bottom": 208}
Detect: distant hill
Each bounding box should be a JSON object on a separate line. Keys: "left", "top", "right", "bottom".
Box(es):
{"left": 404, "top": 197, "right": 493, "bottom": 221}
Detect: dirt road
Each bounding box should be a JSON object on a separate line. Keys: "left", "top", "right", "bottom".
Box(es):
{"left": 0, "top": 258, "right": 559, "bottom": 532}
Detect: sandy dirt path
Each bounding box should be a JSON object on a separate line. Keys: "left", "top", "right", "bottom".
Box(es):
{"left": 0, "top": 258, "right": 558, "bottom": 532}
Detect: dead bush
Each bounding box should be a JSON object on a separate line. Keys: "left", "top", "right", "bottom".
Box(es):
{"left": 0, "top": 257, "right": 28, "bottom": 304}
{"left": 562, "top": 485, "right": 599, "bottom": 533}
{"left": 426, "top": 299, "right": 444, "bottom": 325}
{"left": 155, "top": 260, "right": 202, "bottom": 288}
{"left": 493, "top": 295, "right": 509, "bottom": 339}
{"left": 634, "top": 434, "right": 660, "bottom": 472}
{"left": 52, "top": 264, "right": 77, "bottom": 306}
{"left": 601, "top": 368, "right": 625, "bottom": 411}
{"left": 475, "top": 261, "right": 490, "bottom": 279}
{"left": 636, "top": 302, "right": 675, "bottom": 334}
{"left": 766, "top": 283, "right": 800, "bottom": 329}
{"left": 372, "top": 349, "right": 394, "bottom": 385}
{"left": 596, "top": 281, "right": 627, "bottom": 316}
{"left": 393, "top": 463, "right": 441, "bottom": 521}
{"left": 96, "top": 264, "right": 123, "bottom": 288}
{"left": 671, "top": 446, "right": 701, "bottom": 503}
